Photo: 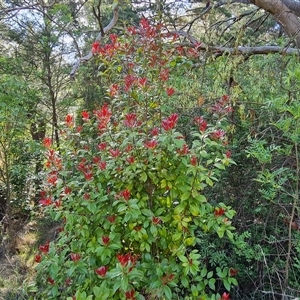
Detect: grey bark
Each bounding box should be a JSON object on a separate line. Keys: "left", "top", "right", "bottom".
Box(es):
{"left": 210, "top": 0, "right": 300, "bottom": 48}
{"left": 250, "top": 0, "right": 300, "bottom": 47}
{"left": 70, "top": 6, "right": 118, "bottom": 78}
{"left": 214, "top": 0, "right": 300, "bottom": 17}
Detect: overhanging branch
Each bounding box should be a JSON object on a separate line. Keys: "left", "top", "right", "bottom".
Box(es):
{"left": 203, "top": 0, "right": 300, "bottom": 17}
{"left": 250, "top": 0, "right": 300, "bottom": 47}
{"left": 200, "top": 44, "right": 300, "bottom": 56}
{"left": 188, "top": 0, "right": 300, "bottom": 49}
{"left": 176, "top": 30, "right": 300, "bottom": 56}
{"left": 70, "top": 5, "right": 119, "bottom": 78}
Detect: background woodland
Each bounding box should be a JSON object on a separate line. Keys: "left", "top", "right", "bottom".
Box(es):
{"left": 1, "top": 0, "right": 300, "bottom": 299}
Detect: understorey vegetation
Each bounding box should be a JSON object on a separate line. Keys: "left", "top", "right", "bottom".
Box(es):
{"left": 1, "top": 1, "right": 300, "bottom": 299}
{"left": 34, "top": 20, "right": 237, "bottom": 300}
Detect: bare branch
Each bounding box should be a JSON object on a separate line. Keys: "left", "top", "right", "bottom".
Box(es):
{"left": 92, "top": 1, "right": 105, "bottom": 37}
{"left": 250, "top": 0, "right": 300, "bottom": 48}
{"left": 70, "top": 5, "right": 119, "bottom": 78}
{"left": 0, "top": 0, "right": 58, "bottom": 17}
{"left": 188, "top": 0, "right": 300, "bottom": 46}
{"left": 176, "top": 30, "right": 300, "bottom": 56}
{"left": 210, "top": 8, "right": 260, "bottom": 31}
{"left": 204, "top": 44, "right": 300, "bottom": 56}
{"left": 205, "top": 0, "right": 300, "bottom": 16}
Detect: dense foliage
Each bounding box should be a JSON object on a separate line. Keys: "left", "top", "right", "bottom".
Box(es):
{"left": 34, "top": 19, "right": 237, "bottom": 300}
{"left": 1, "top": 1, "right": 300, "bottom": 299}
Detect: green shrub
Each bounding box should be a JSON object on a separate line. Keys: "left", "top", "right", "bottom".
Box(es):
{"left": 33, "top": 18, "right": 236, "bottom": 300}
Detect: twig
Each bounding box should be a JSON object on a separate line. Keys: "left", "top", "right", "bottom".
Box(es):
{"left": 70, "top": 5, "right": 118, "bottom": 78}
{"left": 261, "top": 290, "right": 299, "bottom": 299}
{"left": 284, "top": 139, "right": 299, "bottom": 287}
{"left": 260, "top": 245, "right": 276, "bottom": 300}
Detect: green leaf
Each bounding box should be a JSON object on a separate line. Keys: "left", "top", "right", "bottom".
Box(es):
{"left": 141, "top": 172, "right": 147, "bottom": 182}
{"left": 217, "top": 227, "right": 225, "bottom": 238}
{"left": 151, "top": 280, "right": 161, "bottom": 289}
{"left": 141, "top": 208, "right": 152, "bottom": 216}
{"left": 223, "top": 278, "right": 231, "bottom": 291}
{"left": 229, "top": 277, "right": 238, "bottom": 286}
{"left": 181, "top": 276, "right": 189, "bottom": 287}
{"left": 190, "top": 263, "right": 199, "bottom": 275}
{"left": 145, "top": 242, "right": 150, "bottom": 252}
{"left": 87, "top": 201, "right": 97, "bottom": 213}
{"left": 112, "top": 1, "right": 119, "bottom": 10}
{"left": 195, "top": 194, "right": 207, "bottom": 203}
{"left": 191, "top": 284, "right": 198, "bottom": 296}
{"left": 174, "top": 203, "right": 186, "bottom": 214}
{"left": 117, "top": 203, "right": 127, "bottom": 212}
{"left": 200, "top": 150, "right": 208, "bottom": 157}
{"left": 113, "top": 279, "right": 122, "bottom": 293}
{"left": 178, "top": 255, "right": 188, "bottom": 263}
{"left": 144, "top": 253, "right": 151, "bottom": 261}
{"left": 163, "top": 285, "right": 172, "bottom": 300}
{"left": 67, "top": 264, "right": 76, "bottom": 277}
{"left": 209, "top": 278, "right": 216, "bottom": 290}
{"left": 121, "top": 274, "right": 129, "bottom": 290}
{"left": 185, "top": 237, "right": 195, "bottom": 246}
{"left": 49, "top": 262, "right": 59, "bottom": 277}
{"left": 214, "top": 162, "right": 225, "bottom": 170}
{"left": 140, "top": 242, "right": 150, "bottom": 252}
{"left": 216, "top": 267, "right": 222, "bottom": 277}
{"left": 156, "top": 267, "right": 163, "bottom": 277}
{"left": 128, "top": 269, "right": 144, "bottom": 280}
{"left": 172, "top": 232, "right": 182, "bottom": 241}
{"left": 150, "top": 224, "right": 158, "bottom": 237}
{"left": 101, "top": 248, "right": 112, "bottom": 261}
{"left": 181, "top": 191, "right": 190, "bottom": 201}
{"left": 200, "top": 267, "right": 207, "bottom": 277}
{"left": 109, "top": 268, "right": 123, "bottom": 278}
{"left": 75, "top": 291, "right": 87, "bottom": 300}
{"left": 226, "top": 229, "right": 234, "bottom": 240}
{"left": 205, "top": 177, "right": 214, "bottom": 186}
{"left": 190, "top": 203, "right": 200, "bottom": 216}
{"left": 93, "top": 286, "right": 101, "bottom": 296}
{"left": 108, "top": 243, "right": 121, "bottom": 250}
{"left": 50, "top": 286, "right": 58, "bottom": 297}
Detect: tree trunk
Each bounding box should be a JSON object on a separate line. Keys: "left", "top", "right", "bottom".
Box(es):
{"left": 251, "top": 0, "right": 300, "bottom": 47}
{"left": 30, "top": 119, "right": 46, "bottom": 204}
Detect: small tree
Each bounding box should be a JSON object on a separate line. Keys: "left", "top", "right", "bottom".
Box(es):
{"left": 34, "top": 19, "right": 236, "bottom": 300}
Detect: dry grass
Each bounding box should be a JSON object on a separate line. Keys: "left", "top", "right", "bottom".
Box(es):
{"left": 0, "top": 256, "right": 28, "bottom": 299}
{"left": 0, "top": 214, "right": 62, "bottom": 300}
{"left": 0, "top": 221, "right": 38, "bottom": 300}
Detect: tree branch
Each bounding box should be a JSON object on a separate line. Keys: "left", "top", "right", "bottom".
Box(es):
{"left": 70, "top": 5, "right": 119, "bottom": 78}
{"left": 204, "top": 44, "right": 300, "bottom": 56}
{"left": 210, "top": 0, "right": 300, "bottom": 16}
{"left": 176, "top": 30, "right": 300, "bottom": 56}
{"left": 189, "top": 0, "right": 300, "bottom": 48}
{"left": 250, "top": 0, "right": 300, "bottom": 48}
